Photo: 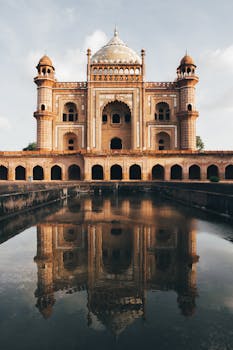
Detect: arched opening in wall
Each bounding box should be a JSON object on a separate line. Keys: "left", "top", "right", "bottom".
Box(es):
{"left": 155, "top": 102, "right": 170, "bottom": 121}
{"left": 63, "top": 132, "right": 78, "bottom": 151}
{"left": 225, "top": 165, "right": 233, "bottom": 180}
{"left": 33, "top": 166, "right": 44, "bottom": 180}
{"left": 51, "top": 165, "right": 62, "bottom": 180}
{"left": 187, "top": 104, "right": 192, "bottom": 111}
{"left": 62, "top": 102, "right": 78, "bottom": 122}
{"left": 156, "top": 132, "right": 171, "bottom": 150}
{"left": 41, "top": 104, "right": 45, "bottom": 111}
{"left": 189, "top": 165, "right": 201, "bottom": 180}
{"left": 207, "top": 165, "right": 219, "bottom": 179}
{"left": 129, "top": 164, "right": 141, "bottom": 180}
{"left": 110, "top": 137, "right": 122, "bottom": 150}
{"left": 152, "top": 164, "right": 164, "bottom": 180}
{"left": 15, "top": 166, "right": 26, "bottom": 180}
{"left": 110, "top": 164, "right": 122, "bottom": 180}
{"left": 68, "top": 165, "right": 81, "bottom": 180}
{"left": 102, "top": 100, "right": 131, "bottom": 150}
{"left": 0, "top": 165, "right": 8, "bottom": 180}
{"left": 171, "top": 165, "right": 182, "bottom": 180}
{"left": 92, "top": 165, "right": 104, "bottom": 180}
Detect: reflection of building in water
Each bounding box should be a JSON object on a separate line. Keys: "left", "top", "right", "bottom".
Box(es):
{"left": 34, "top": 197, "right": 199, "bottom": 333}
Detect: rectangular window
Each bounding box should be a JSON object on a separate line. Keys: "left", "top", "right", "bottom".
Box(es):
{"left": 63, "top": 113, "right": 67, "bottom": 121}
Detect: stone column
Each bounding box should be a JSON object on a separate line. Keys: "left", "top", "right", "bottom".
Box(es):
{"left": 164, "top": 165, "right": 170, "bottom": 181}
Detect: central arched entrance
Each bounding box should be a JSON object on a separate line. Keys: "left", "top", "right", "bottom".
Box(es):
{"left": 101, "top": 100, "right": 131, "bottom": 150}
{"left": 110, "top": 164, "right": 122, "bottom": 180}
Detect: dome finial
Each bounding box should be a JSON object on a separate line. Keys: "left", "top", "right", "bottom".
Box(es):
{"left": 114, "top": 25, "right": 118, "bottom": 37}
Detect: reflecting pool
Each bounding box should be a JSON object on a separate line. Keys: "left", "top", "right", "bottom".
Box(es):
{"left": 0, "top": 194, "right": 233, "bottom": 350}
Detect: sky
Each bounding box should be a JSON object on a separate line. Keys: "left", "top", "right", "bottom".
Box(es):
{"left": 0, "top": 0, "right": 233, "bottom": 150}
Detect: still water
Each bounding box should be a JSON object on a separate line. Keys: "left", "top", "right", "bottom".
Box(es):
{"left": 0, "top": 194, "right": 233, "bottom": 350}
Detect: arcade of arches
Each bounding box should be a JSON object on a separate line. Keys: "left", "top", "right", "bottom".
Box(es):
{"left": 1, "top": 161, "right": 232, "bottom": 181}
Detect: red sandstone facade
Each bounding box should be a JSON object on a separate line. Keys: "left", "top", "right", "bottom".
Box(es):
{"left": 0, "top": 30, "right": 233, "bottom": 181}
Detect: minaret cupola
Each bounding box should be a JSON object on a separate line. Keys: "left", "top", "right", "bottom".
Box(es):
{"left": 177, "top": 54, "right": 197, "bottom": 79}
{"left": 36, "top": 55, "right": 55, "bottom": 79}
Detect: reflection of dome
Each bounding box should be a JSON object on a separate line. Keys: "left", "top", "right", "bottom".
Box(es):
{"left": 89, "top": 287, "right": 143, "bottom": 336}
{"left": 180, "top": 54, "right": 195, "bottom": 66}
{"left": 91, "top": 29, "right": 141, "bottom": 64}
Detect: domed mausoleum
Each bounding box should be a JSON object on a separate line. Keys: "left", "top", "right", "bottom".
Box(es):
{"left": 0, "top": 29, "right": 233, "bottom": 182}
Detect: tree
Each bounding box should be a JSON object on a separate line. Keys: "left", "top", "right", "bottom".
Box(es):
{"left": 23, "top": 142, "right": 37, "bottom": 151}
{"left": 196, "top": 136, "right": 204, "bottom": 151}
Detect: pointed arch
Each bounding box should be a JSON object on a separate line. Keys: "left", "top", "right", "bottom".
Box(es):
{"left": 152, "top": 164, "right": 164, "bottom": 180}
{"left": 51, "top": 165, "right": 62, "bottom": 180}
{"left": 129, "top": 164, "right": 141, "bottom": 180}
{"left": 33, "top": 165, "right": 44, "bottom": 180}
{"left": 68, "top": 164, "right": 81, "bottom": 180}
{"left": 110, "top": 164, "right": 122, "bottom": 180}
{"left": 92, "top": 165, "right": 104, "bottom": 180}
{"left": 63, "top": 132, "right": 78, "bottom": 151}
{"left": 102, "top": 100, "right": 132, "bottom": 150}
{"left": 15, "top": 166, "right": 26, "bottom": 180}
{"left": 207, "top": 165, "right": 219, "bottom": 179}
{"left": 171, "top": 164, "right": 182, "bottom": 180}
{"left": 62, "top": 102, "right": 78, "bottom": 122}
{"left": 189, "top": 164, "right": 201, "bottom": 180}
{"left": 225, "top": 165, "right": 233, "bottom": 180}
{"left": 155, "top": 102, "right": 170, "bottom": 121}
{"left": 0, "top": 165, "right": 8, "bottom": 180}
{"left": 156, "top": 132, "right": 171, "bottom": 150}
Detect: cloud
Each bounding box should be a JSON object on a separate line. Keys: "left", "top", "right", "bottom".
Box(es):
{"left": 198, "top": 45, "right": 233, "bottom": 112}
{"left": 0, "top": 116, "right": 11, "bottom": 130}
{"left": 200, "top": 45, "right": 233, "bottom": 73}
{"left": 83, "top": 30, "right": 108, "bottom": 53}
{"left": 52, "top": 29, "right": 107, "bottom": 81}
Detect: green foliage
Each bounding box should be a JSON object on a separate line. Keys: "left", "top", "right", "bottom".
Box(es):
{"left": 209, "top": 176, "right": 219, "bottom": 182}
{"left": 196, "top": 136, "right": 204, "bottom": 151}
{"left": 23, "top": 142, "right": 37, "bottom": 151}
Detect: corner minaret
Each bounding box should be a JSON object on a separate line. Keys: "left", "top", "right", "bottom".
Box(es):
{"left": 34, "top": 224, "right": 55, "bottom": 319}
{"left": 34, "top": 55, "right": 55, "bottom": 150}
{"left": 176, "top": 54, "right": 199, "bottom": 150}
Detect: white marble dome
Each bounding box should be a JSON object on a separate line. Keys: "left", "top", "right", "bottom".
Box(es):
{"left": 91, "top": 29, "right": 141, "bottom": 65}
